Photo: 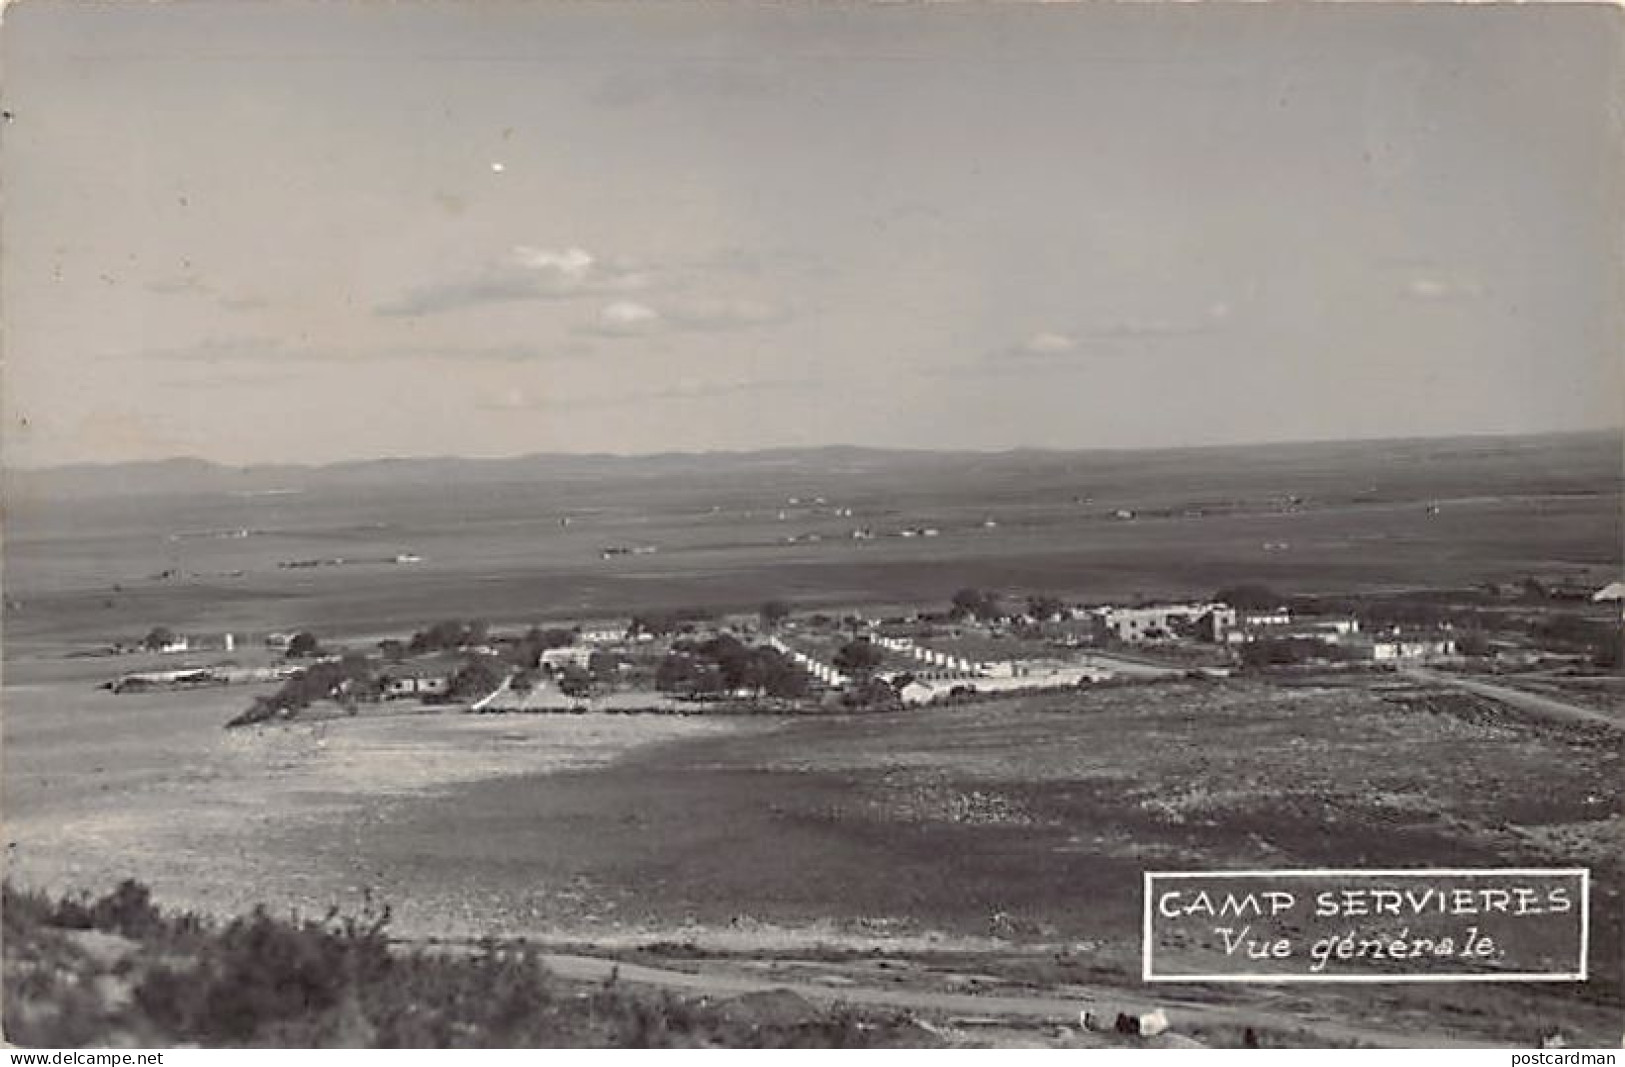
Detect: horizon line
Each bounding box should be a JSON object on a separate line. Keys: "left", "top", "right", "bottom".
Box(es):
{"left": 6, "top": 425, "right": 1621, "bottom": 476}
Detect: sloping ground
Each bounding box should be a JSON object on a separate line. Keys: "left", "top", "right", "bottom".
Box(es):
{"left": 1, "top": 882, "right": 936, "bottom": 1049}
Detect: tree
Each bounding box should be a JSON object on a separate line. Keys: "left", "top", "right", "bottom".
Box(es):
{"left": 286, "top": 631, "right": 321, "bottom": 658}
{"left": 842, "top": 677, "right": 901, "bottom": 710}
{"left": 142, "top": 626, "right": 176, "bottom": 652}
{"left": 759, "top": 600, "right": 792, "bottom": 631}
{"left": 588, "top": 650, "right": 625, "bottom": 681}
{"left": 655, "top": 654, "right": 724, "bottom": 695}
{"left": 377, "top": 639, "right": 407, "bottom": 663}
{"left": 834, "top": 639, "right": 885, "bottom": 680}
{"left": 757, "top": 650, "right": 809, "bottom": 699}
{"left": 557, "top": 663, "right": 593, "bottom": 699}
{"left": 949, "top": 588, "right": 1003, "bottom": 623}
{"left": 1026, "top": 595, "right": 1065, "bottom": 622}
{"left": 409, "top": 619, "right": 476, "bottom": 654}
{"left": 448, "top": 655, "right": 505, "bottom": 701}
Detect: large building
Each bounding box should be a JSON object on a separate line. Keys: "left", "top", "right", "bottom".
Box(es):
{"left": 1099, "top": 603, "right": 1230, "bottom": 643}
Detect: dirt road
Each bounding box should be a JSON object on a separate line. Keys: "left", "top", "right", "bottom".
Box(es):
{"left": 1402, "top": 668, "right": 1622, "bottom": 731}
{"left": 521, "top": 950, "right": 1506, "bottom": 1049}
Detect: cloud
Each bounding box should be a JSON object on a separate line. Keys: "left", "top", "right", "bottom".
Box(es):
{"left": 590, "top": 300, "right": 663, "bottom": 336}
{"left": 378, "top": 245, "right": 651, "bottom": 317}
{"left": 1403, "top": 275, "right": 1485, "bottom": 302}
{"left": 581, "top": 296, "right": 788, "bottom": 339}
{"left": 510, "top": 245, "right": 595, "bottom": 280}
{"left": 1018, "top": 331, "right": 1078, "bottom": 356}
{"left": 991, "top": 305, "right": 1233, "bottom": 363}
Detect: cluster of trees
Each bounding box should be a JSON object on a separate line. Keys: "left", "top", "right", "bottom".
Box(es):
{"left": 141, "top": 626, "right": 177, "bottom": 651}
{"left": 406, "top": 619, "right": 490, "bottom": 655}
{"left": 1024, "top": 595, "right": 1067, "bottom": 622}
{"left": 656, "top": 634, "right": 808, "bottom": 698}
{"left": 446, "top": 654, "right": 507, "bottom": 702}
{"left": 285, "top": 631, "right": 322, "bottom": 658}
{"left": 832, "top": 638, "right": 884, "bottom": 680}
{"left": 1529, "top": 614, "right": 1622, "bottom": 668}
{"left": 228, "top": 652, "right": 379, "bottom": 727}
{"left": 949, "top": 588, "right": 1005, "bottom": 623}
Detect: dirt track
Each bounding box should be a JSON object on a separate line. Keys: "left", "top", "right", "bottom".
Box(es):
{"left": 1402, "top": 668, "right": 1623, "bottom": 731}
{"left": 526, "top": 949, "right": 1506, "bottom": 1049}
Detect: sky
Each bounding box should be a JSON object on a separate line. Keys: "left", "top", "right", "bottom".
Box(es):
{"left": 2, "top": 1, "right": 1621, "bottom": 467}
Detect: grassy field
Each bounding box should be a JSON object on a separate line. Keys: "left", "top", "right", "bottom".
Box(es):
{"left": 7, "top": 676, "right": 1618, "bottom": 1046}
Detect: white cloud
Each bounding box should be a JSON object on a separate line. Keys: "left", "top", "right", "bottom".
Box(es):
{"left": 1405, "top": 275, "right": 1484, "bottom": 302}
{"left": 378, "top": 244, "right": 650, "bottom": 316}
{"left": 594, "top": 300, "right": 661, "bottom": 335}
{"left": 1020, "top": 331, "right": 1078, "bottom": 355}
{"left": 510, "top": 245, "right": 595, "bottom": 280}
{"left": 583, "top": 295, "right": 788, "bottom": 339}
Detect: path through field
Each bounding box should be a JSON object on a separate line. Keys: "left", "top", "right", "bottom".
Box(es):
{"left": 1402, "top": 669, "right": 1623, "bottom": 731}
{"left": 519, "top": 949, "right": 1505, "bottom": 1049}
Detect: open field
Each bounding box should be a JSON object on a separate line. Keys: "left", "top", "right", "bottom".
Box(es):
{"left": 2, "top": 654, "right": 764, "bottom": 923}
{"left": 5, "top": 668, "right": 1620, "bottom": 1043}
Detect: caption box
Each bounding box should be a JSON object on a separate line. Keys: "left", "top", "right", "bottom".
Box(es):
{"left": 1143, "top": 868, "right": 1589, "bottom": 982}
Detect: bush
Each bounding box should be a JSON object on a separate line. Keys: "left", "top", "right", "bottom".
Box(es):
{"left": 4, "top": 880, "right": 932, "bottom": 1048}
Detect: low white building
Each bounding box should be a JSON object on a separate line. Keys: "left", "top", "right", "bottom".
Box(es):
{"left": 384, "top": 669, "right": 452, "bottom": 699}
{"left": 541, "top": 646, "right": 595, "bottom": 670}
{"left": 1369, "top": 636, "right": 1456, "bottom": 663}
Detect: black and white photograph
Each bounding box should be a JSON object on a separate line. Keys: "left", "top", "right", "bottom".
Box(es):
{"left": 1, "top": 0, "right": 1621, "bottom": 1051}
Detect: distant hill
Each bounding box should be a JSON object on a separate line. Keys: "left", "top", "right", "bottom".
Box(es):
{"left": 4, "top": 431, "right": 1619, "bottom": 502}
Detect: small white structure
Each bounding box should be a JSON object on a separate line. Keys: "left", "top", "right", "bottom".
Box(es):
{"left": 1369, "top": 636, "right": 1456, "bottom": 663}
{"left": 541, "top": 647, "right": 595, "bottom": 670}
{"left": 384, "top": 670, "right": 451, "bottom": 698}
